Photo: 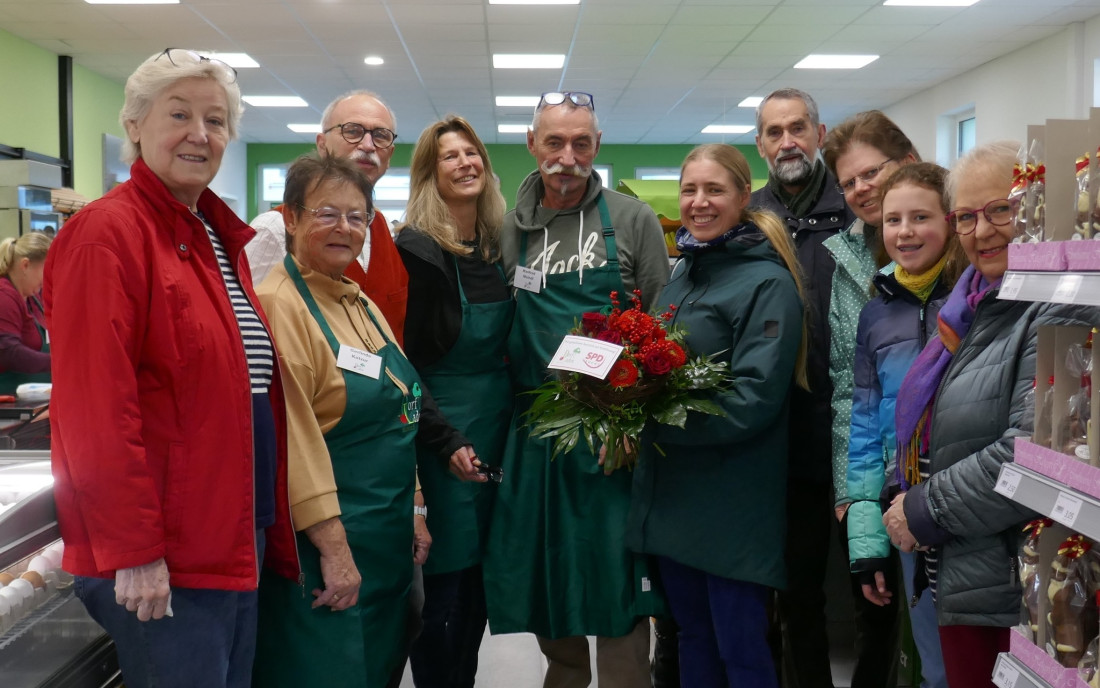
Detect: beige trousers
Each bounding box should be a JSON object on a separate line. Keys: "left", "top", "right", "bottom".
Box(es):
{"left": 536, "top": 619, "right": 652, "bottom": 688}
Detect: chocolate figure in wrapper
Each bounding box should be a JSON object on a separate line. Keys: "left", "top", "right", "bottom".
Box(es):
{"left": 1048, "top": 535, "right": 1099, "bottom": 667}
{"left": 1021, "top": 518, "right": 1054, "bottom": 638}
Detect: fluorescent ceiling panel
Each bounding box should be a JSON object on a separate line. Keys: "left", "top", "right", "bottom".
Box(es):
{"left": 197, "top": 52, "right": 259, "bottom": 68}
{"left": 364, "top": 56, "right": 384, "bottom": 66}
{"left": 738, "top": 97, "right": 763, "bottom": 108}
{"left": 883, "top": 0, "right": 978, "bottom": 5}
{"left": 702, "top": 125, "right": 755, "bottom": 134}
{"left": 493, "top": 54, "right": 565, "bottom": 69}
{"left": 794, "top": 54, "right": 879, "bottom": 69}
{"left": 243, "top": 96, "right": 308, "bottom": 107}
{"left": 496, "top": 96, "right": 541, "bottom": 107}
{"left": 498, "top": 124, "right": 530, "bottom": 133}
{"left": 287, "top": 124, "right": 322, "bottom": 134}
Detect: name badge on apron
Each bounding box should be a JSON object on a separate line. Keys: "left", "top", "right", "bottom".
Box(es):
{"left": 401, "top": 382, "right": 422, "bottom": 426}
{"left": 513, "top": 266, "right": 543, "bottom": 294}
{"left": 337, "top": 344, "right": 383, "bottom": 379}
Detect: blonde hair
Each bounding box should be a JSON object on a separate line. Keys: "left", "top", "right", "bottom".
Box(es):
{"left": 681, "top": 144, "right": 810, "bottom": 391}
{"left": 399, "top": 116, "right": 505, "bottom": 260}
{"left": 0, "top": 233, "right": 52, "bottom": 277}
{"left": 119, "top": 49, "right": 243, "bottom": 165}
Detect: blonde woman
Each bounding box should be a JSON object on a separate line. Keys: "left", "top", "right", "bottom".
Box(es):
{"left": 395, "top": 116, "right": 512, "bottom": 686}
{"left": 0, "top": 232, "right": 51, "bottom": 392}
{"left": 626, "top": 143, "right": 808, "bottom": 688}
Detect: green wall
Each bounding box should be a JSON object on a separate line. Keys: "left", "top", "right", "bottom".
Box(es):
{"left": 246, "top": 141, "right": 765, "bottom": 221}
{"left": 72, "top": 65, "right": 124, "bottom": 201}
{"left": 0, "top": 29, "right": 60, "bottom": 160}
{"left": 0, "top": 28, "right": 124, "bottom": 202}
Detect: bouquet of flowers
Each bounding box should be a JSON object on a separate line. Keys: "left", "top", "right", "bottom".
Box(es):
{"left": 525, "top": 289, "right": 729, "bottom": 472}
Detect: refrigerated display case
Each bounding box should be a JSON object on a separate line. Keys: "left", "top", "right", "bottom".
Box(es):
{"left": 0, "top": 454, "right": 121, "bottom": 687}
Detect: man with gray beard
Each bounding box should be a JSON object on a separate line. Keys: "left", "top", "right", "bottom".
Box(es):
{"left": 751, "top": 90, "right": 896, "bottom": 688}
{"left": 485, "top": 92, "right": 668, "bottom": 688}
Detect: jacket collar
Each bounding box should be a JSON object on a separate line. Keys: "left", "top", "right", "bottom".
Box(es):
{"left": 128, "top": 158, "right": 255, "bottom": 264}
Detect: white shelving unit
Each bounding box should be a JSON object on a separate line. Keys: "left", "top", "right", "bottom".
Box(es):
{"left": 989, "top": 242, "right": 1099, "bottom": 687}
{"left": 999, "top": 271, "right": 1100, "bottom": 307}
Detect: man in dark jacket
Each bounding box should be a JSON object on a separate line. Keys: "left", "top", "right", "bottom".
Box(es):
{"left": 751, "top": 89, "right": 893, "bottom": 688}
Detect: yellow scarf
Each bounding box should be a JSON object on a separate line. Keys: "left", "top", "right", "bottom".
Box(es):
{"left": 894, "top": 252, "right": 948, "bottom": 303}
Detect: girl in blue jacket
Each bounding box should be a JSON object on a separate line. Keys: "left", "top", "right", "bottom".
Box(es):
{"left": 845, "top": 163, "right": 965, "bottom": 688}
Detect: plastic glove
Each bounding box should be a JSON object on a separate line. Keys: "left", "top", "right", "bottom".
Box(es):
{"left": 115, "top": 557, "right": 172, "bottom": 621}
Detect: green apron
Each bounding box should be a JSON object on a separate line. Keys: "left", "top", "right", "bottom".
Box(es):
{"left": 254, "top": 256, "right": 418, "bottom": 686}
{"left": 0, "top": 295, "right": 50, "bottom": 394}
{"left": 416, "top": 257, "right": 513, "bottom": 576}
{"left": 483, "top": 194, "right": 664, "bottom": 639}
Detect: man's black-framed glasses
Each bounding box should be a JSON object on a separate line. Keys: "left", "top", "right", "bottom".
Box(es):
{"left": 322, "top": 123, "right": 397, "bottom": 149}
{"left": 538, "top": 92, "right": 595, "bottom": 111}
{"left": 157, "top": 48, "right": 238, "bottom": 84}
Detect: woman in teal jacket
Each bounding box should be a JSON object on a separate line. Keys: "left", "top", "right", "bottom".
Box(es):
{"left": 626, "top": 144, "right": 808, "bottom": 688}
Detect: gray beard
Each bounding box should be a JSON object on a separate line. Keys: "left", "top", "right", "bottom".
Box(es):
{"left": 770, "top": 153, "right": 814, "bottom": 186}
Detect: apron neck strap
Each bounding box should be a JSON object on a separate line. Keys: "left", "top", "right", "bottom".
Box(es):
{"left": 283, "top": 253, "right": 344, "bottom": 358}
{"left": 518, "top": 191, "right": 618, "bottom": 267}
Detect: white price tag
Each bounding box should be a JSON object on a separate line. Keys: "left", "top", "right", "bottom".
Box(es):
{"left": 513, "top": 266, "right": 543, "bottom": 294}
{"left": 547, "top": 335, "right": 624, "bottom": 380}
{"left": 336, "top": 344, "right": 382, "bottom": 379}
{"left": 998, "top": 272, "right": 1024, "bottom": 300}
{"left": 994, "top": 467, "right": 1023, "bottom": 499}
{"left": 992, "top": 658, "right": 1019, "bottom": 688}
{"left": 1051, "top": 491, "right": 1084, "bottom": 528}
{"left": 1051, "top": 274, "right": 1083, "bottom": 303}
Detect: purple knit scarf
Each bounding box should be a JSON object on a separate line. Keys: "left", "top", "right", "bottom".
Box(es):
{"left": 895, "top": 266, "right": 998, "bottom": 489}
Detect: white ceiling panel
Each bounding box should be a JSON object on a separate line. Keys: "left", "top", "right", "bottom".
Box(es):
{"left": 0, "top": 0, "right": 1095, "bottom": 145}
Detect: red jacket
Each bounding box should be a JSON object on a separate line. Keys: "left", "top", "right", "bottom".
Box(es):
{"left": 44, "top": 159, "right": 298, "bottom": 591}
{"left": 342, "top": 210, "right": 408, "bottom": 347}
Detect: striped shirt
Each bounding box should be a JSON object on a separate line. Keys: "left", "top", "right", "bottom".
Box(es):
{"left": 920, "top": 454, "right": 939, "bottom": 599}
{"left": 200, "top": 217, "right": 274, "bottom": 394}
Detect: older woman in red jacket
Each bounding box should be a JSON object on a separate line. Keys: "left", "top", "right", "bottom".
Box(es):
{"left": 44, "top": 49, "right": 296, "bottom": 688}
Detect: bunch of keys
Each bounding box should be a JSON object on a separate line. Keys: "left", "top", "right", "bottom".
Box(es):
{"left": 475, "top": 461, "right": 504, "bottom": 483}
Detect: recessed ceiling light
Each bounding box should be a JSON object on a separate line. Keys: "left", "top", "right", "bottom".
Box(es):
{"left": 701, "top": 125, "right": 755, "bottom": 134}
{"left": 498, "top": 124, "right": 531, "bottom": 133}
{"left": 738, "top": 97, "right": 763, "bottom": 108}
{"left": 288, "top": 124, "right": 322, "bottom": 134}
{"left": 243, "top": 96, "right": 308, "bottom": 108}
{"left": 704, "top": 124, "right": 756, "bottom": 134}
{"left": 794, "top": 54, "right": 879, "bottom": 69}
{"left": 84, "top": 0, "right": 178, "bottom": 3}
{"left": 489, "top": 0, "right": 580, "bottom": 4}
{"left": 496, "top": 96, "right": 541, "bottom": 107}
{"left": 197, "top": 52, "right": 259, "bottom": 69}
{"left": 493, "top": 54, "right": 565, "bottom": 69}
{"left": 884, "top": 0, "right": 978, "bottom": 5}
{"left": 364, "top": 56, "right": 384, "bottom": 66}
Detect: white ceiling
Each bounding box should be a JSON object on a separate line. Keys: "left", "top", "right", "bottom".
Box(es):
{"left": 3, "top": 0, "right": 1100, "bottom": 145}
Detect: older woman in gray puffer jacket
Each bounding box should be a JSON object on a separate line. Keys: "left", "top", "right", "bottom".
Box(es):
{"left": 883, "top": 141, "right": 1100, "bottom": 688}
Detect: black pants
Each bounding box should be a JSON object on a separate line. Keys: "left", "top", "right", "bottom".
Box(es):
{"left": 775, "top": 479, "right": 899, "bottom": 688}
{"left": 408, "top": 565, "right": 488, "bottom": 688}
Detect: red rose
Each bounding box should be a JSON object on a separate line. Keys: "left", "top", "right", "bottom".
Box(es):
{"left": 664, "top": 342, "right": 687, "bottom": 368}
{"left": 595, "top": 329, "right": 623, "bottom": 345}
{"left": 581, "top": 312, "right": 608, "bottom": 335}
{"left": 607, "top": 359, "right": 639, "bottom": 388}
{"left": 642, "top": 349, "right": 672, "bottom": 376}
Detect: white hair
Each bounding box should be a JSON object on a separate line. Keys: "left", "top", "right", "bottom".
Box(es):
{"left": 319, "top": 90, "right": 396, "bottom": 131}
{"left": 119, "top": 50, "right": 243, "bottom": 164}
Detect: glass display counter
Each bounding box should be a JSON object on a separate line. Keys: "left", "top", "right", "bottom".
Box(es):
{"left": 0, "top": 454, "right": 121, "bottom": 687}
